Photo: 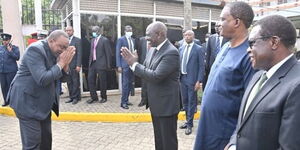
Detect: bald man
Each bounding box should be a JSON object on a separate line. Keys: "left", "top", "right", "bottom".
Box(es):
{"left": 121, "top": 21, "right": 180, "bottom": 150}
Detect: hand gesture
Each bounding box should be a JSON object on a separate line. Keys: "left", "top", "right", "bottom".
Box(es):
{"left": 57, "top": 46, "right": 76, "bottom": 68}
{"left": 121, "top": 47, "right": 138, "bottom": 66}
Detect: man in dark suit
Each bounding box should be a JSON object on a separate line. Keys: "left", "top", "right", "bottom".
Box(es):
{"left": 136, "top": 36, "right": 149, "bottom": 107}
{"left": 8, "top": 30, "right": 74, "bottom": 150}
{"left": 65, "top": 26, "right": 82, "bottom": 104}
{"left": 116, "top": 25, "right": 135, "bottom": 109}
{"left": 203, "top": 21, "right": 229, "bottom": 89}
{"left": 0, "top": 33, "right": 20, "bottom": 106}
{"left": 178, "top": 30, "right": 205, "bottom": 135}
{"left": 121, "top": 21, "right": 180, "bottom": 150}
{"left": 225, "top": 15, "right": 300, "bottom": 150}
{"left": 87, "top": 26, "right": 112, "bottom": 104}
{"left": 177, "top": 29, "right": 201, "bottom": 49}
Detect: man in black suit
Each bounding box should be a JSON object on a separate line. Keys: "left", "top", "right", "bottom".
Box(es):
{"left": 87, "top": 26, "right": 112, "bottom": 104}
{"left": 121, "top": 21, "right": 180, "bottom": 150}
{"left": 225, "top": 15, "right": 300, "bottom": 150}
{"left": 8, "top": 30, "right": 74, "bottom": 149}
{"left": 65, "top": 26, "right": 82, "bottom": 104}
{"left": 203, "top": 21, "right": 229, "bottom": 89}
{"left": 136, "top": 36, "right": 149, "bottom": 107}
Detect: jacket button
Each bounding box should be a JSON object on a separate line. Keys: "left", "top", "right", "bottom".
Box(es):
{"left": 237, "top": 134, "right": 241, "bottom": 138}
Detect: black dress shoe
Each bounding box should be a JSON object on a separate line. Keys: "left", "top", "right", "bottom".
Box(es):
{"left": 185, "top": 127, "right": 192, "bottom": 135}
{"left": 65, "top": 99, "right": 73, "bottom": 103}
{"left": 99, "top": 99, "right": 107, "bottom": 103}
{"left": 179, "top": 123, "right": 188, "bottom": 129}
{"left": 127, "top": 102, "right": 133, "bottom": 106}
{"left": 138, "top": 102, "right": 145, "bottom": 107}
{"left": 87, "top": 99, "right": 98, "bottom": 104}
{"left": 120, "top": 104, "right": 129, "bottom": 109}
{"left": 72, "top": 99, "right": 79, "bottom": 104}
{"left": 2, "top": 103, "right": 9, "bottom": 107}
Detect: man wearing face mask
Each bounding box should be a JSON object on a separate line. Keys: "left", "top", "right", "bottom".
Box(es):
{"left": 116, "top": 25, "right": 135, "bottom": 109}
{"left": 87, "top": 26, "right": 112, "bottom": 104}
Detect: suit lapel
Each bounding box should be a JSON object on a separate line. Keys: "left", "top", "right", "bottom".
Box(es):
{"left": 187, "top": 44, "right": 196, "bottom": 64}
{"left": 238, "top": 56, "right": 298, "bottom": 132}
{"left": 150, "top": 40, "right": 169, "bottom": 68}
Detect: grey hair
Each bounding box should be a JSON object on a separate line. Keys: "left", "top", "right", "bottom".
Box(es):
{"left": 47, "top": 30, "right": 68, "bottom": 40}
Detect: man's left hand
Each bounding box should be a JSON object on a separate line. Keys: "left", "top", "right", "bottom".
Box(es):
{"left": 194, "top": 81, "right": 202, "bottom": 91}
{"left": 121, "top": 47, "right": 138, "bottom": 66}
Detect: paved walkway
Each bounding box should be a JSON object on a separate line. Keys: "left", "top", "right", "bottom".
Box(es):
{"left": 0, "top": 90, "right": 201, "bottom": 150}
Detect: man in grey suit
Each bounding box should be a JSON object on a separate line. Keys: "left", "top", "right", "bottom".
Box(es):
{"left": 8, "top": 30, "right": 75, "bottom": 150}
{"left": 121, "top": 21, "right": 180, "bottom": 150}
{"left": 65, "top": 26, "right": 82, "bottom": 104}
{"left": 225, "top": 15, "right": 300, "bottom": 150}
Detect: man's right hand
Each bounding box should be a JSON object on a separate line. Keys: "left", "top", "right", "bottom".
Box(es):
{"left": 57, "top": 46, "right": 76, "bottom": 68}
{"left": 117, "top": 67, "right": 122, "bottom": 73}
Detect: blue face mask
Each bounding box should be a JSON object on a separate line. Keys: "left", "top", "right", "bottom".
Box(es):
{"left": 92, "top": 32, "right": 98, "bottom": 38}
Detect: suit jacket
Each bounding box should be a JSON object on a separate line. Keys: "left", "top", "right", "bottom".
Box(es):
{"left": 0, "top": 45, "right": 20, "bottom": 73}
{"left": 229, "top": 56, "right": 300, "bottom": 150}
{"left": 134, "top": 40, "right": 180, "bottom": 116}
{"left": 8, "top": 40, "right": 67, "bottom": 120}
{"left": 179, "top": 43, "right": 205, "bottom": 85}
{"left": 116, "top": 36, "right": 136, "bottom": 68}
{"left": 89, "top": 35, "right": 112, "bottom": 70}
{"left": 69, "top": 36, "right": 82, "bottom": 69}
{"left": 137, "top": 36, "right": 148, "bottom": 64}
{"left": 205, "top": 34, "right": 229, "bottom": 72}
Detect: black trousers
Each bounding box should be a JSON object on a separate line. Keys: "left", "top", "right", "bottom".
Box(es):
{"left": 67, "top": 68, "right": 81, "bottom": 100}
{"left": 16, "top": 112, "right": 52, "bottom": 150}
{"left": 140, "top": 79, "right": 147, "bottom": 103}
{"left": 88, "top": 63, "right": 107, "bottom": 100}
{"left": 0, "top": 72, "right": 16, "bottom": 103}
{"left": 151, "top": 114, "right": 178, "bottom": 150}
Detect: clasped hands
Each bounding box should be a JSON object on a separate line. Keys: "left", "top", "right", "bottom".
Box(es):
{"left": 57, "top": 46, "right": 76, "bottom": 72}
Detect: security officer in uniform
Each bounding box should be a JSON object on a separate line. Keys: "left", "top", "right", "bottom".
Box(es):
{"left": 0, "top": 33, "right": 20, "bottom": 106}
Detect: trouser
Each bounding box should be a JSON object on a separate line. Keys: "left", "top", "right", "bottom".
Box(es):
{"left": 0, "top": 72, "right": 16, "bottom": 103}
{"left": 151, "top": 114, "right": 178, "bottom": 150}
{"left": 16, "top": 113, "right": 52, "bottom": 150}
{"left": 88, "top": 63, "right": 107, "bottom": 100}
{"left": 67, "top": 68, "right": 81, "bottom": 100}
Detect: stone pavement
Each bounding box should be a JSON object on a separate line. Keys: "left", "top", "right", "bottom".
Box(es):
{"left": 0, "top": 90, "right": 200, "bottom": 150}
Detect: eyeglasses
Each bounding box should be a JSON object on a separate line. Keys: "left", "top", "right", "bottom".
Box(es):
{"left": 248, "top": 36, "right": 272, "bottom": 49}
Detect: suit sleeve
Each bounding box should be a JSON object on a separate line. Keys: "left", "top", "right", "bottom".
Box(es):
{"left": 76, "top": 38, "right": 82, "bottom": 67}
{"left": 24, "top": 47, "right": 62, "bottom": 87}
{"left": 116, "top": 38, "right": 122, "bottom": 68}
{"left": 134, "top": 50, "right": 179, "bottom": 83}
{"left": 197, "top": 46, "right": 205, "bottom": 82}
{"left": 241, "top": 53, "right": 256, "bottom": 89}
{"left": 104, "top": 38, "right": 112, "bottom": 69}
{"left": 8, "top": 45, "right": 20, "bottom": 60}
{"left": 278, "top": 82, "right": 300, "bottom": 149}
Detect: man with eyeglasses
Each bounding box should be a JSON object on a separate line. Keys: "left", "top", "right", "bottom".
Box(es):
{"left": 194, "top": 2, "right": 256, "bottom": 150}
{"left": 225, "top": 15, "right": 300, "bottom": 150}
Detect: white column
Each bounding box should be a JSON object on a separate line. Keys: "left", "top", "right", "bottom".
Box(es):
{"left": 208, "top": 9, "right": 212, "bottom": 33}
{"left": 72, "top": 0, "right": 80, "bottom": 37}
{"left": 34, "top": 0, "right": 43, "bottom": 30}
{"left": 1, "top": 0, "right": 25, "bottom": 55}
{"left": 184, "top": 0, "right": 192, "bottom": 30}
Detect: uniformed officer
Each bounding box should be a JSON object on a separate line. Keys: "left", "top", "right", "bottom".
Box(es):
{"left": 0, "top": 33, "right": 20, "bottom": 106}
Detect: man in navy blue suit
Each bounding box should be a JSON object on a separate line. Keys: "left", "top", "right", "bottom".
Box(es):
{"left": 116, "top": 25, "right": 135, "bottom": 109}
{"left": 0, "top": 33, "right": 20, "bottom": 106}
{"left": 179, "top": 30, "right": 205, "bottom": 135}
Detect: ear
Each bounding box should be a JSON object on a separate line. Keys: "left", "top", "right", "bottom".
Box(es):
{"left": 271, "top": 36, "right": 280, "bottom": 50}
{"left": 234, "top": 18, "right": 241, "bottom": 28}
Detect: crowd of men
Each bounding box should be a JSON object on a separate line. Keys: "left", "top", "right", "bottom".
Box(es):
{"left": 1, "top": 1, "right": 300, "bottom": 150}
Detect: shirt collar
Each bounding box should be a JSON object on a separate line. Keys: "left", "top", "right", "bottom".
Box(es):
{"left": 265, "top": 54, "right": 294, "bottom": 79}
{"left": 156, "top": 39, "right": 167, "bottom": 51}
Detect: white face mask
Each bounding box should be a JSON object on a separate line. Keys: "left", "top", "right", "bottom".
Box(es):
{"left": 92, "top": 32, "right": 98, "bottom": 38}
{"left": 125, "top": 32, "right": 132, "bottom": 37}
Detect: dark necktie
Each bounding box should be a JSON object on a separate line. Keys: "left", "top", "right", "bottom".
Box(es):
{"left": 150, "top": 48, "right": 158, "bottom": 64}
{"left": 182, "top": 44, "right": 190, "bottom": 74}
{"left": 128, "top": 37, "right": 133, "bottom": 52}
{"left": 243, "top": 73, "right": 268, "bottom": 117}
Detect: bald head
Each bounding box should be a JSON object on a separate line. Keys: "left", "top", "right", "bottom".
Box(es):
{"left": 65, "top": 26, "right": 74, "bottom": 37}
{"left": 184, "top": 30, "right": 195, "bottom": 44}
{"left": 145, "top": 21, "right": 167, "bottom": 47}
